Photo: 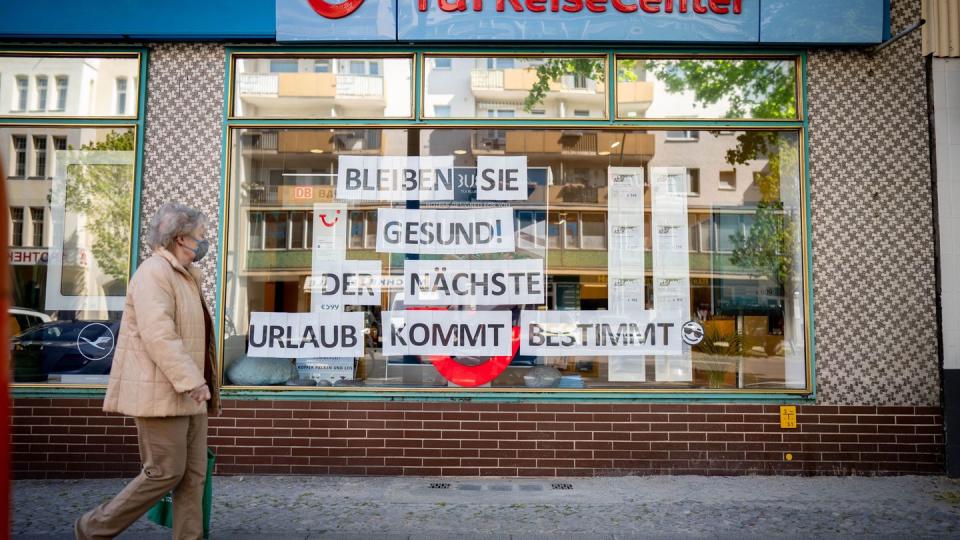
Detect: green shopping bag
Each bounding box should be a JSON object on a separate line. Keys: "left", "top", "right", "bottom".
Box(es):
{"left": 147, "top": 448, "right": 216, "bottom": 539}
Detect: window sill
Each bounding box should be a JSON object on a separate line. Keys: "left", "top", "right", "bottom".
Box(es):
{"left": 9, "top": 385, "right": 816, "bottom": 403}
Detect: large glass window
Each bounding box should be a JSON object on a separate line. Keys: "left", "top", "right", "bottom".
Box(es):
{"left": 3, "top": 51, "right": 143, "bottom": 386}
{"left": 231, "top": 55, "right": 413, "bottom": 119}
{"left": 0, "top": 54, "right": 139, "bottom": 117}
{"left": 423, "top": 55, "right": 608, "bottom": 119}
{"left": 220, "top": 51, "right": 809, "bottom": 395}
{"left": 616, "top": 56, "right": 799, "bottom": 120}
{"left": 222, "top": 126, "right": 807, "bottom": 392}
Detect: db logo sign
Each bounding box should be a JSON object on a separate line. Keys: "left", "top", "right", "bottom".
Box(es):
{"left": 308, "top": 0, "right": 364, "bottom": 18}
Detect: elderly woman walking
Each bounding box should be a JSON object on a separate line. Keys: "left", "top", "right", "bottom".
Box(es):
{"left": 76, "top": 203, "right": 219, "bottom": 540}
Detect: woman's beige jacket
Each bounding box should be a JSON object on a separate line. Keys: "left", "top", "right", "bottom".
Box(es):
{"left": 103, "top": 247, "right": 220, "bottom": 417}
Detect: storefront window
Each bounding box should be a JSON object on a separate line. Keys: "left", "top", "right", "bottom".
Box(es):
{"left": 616, "top": 56, "right": 798, "bottom": 120}
{"left": 0, "top": 54, "right": 139, "bottom": 118}
{"left": 423, "top": 55, "right": 608, "bottom": 119}
{"left": 231, "top": 55, "right": 414, "bottom": 119}
{"left": 3, "top": 51, "right": 143, "bottom": 386}
{"left": 222, "top": 126, "right": 807, "bottom": 391}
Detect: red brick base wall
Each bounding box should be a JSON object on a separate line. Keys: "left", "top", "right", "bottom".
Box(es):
{"left": 12, "top": 399, "right": 944, "bottom": 478}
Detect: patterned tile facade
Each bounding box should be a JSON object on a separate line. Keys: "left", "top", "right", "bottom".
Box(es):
{"left": 138, "top": 43, "right": 226, "bottom": 307}
{"left": 807, "top": 0, "right": 940, "bottom": 405}
{"left": 135, "top": 0, "right": 941, "bottom": 406}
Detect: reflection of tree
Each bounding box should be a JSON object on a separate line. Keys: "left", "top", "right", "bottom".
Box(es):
{"left": 528, "top": 58, "right": 798, "bottom": 286}
{"left": 64, "top": 130, "right": 134, "bottom": 284}
{"left": 640, "top": 59, "right": 796, "bottom": 119}
{"left": 527, "top": 58, "right": 795, "bottom": 119}
{"left": 727, "top": 137, "right": 797, "bottom": 288}
{"left": 525, "top": 58, "right": 607, "bottom": 112}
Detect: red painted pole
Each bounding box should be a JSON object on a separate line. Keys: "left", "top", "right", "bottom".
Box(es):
{"left": 0, "top": 157, "right": 11, "bottom": 537}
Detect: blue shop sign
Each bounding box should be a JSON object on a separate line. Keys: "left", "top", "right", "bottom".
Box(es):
{"left": 0, "top": 0, "right": 888, "bottom": 45}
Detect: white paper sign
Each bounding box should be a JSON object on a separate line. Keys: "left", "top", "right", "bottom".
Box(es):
{"left": 404, "top": 259, "right": 545, "bottom": 306}
{"left": 607, "top": 167, "right": 646, "bottom": 315}
{"left": 336, "top": 155, "right": 455, "bottom": 201}
{"left": 45, "top": 150, "right": 133, "bottom": 312}
{"left": 247, "top": 311, "right": 364, "bottom": 358}
{"left": 476, "top": 156, "right": 528, "bottom": 201}
{"left": 310, "top": 203, "right": 349, "bottom": 312}
{"left": 382, "top": 310, "right": 512, "bottom": 356}
{"left": 295, "top": 358, "right": 355, "bottom": 384}
{"left": 307, "top": 260, "right": 382, "bottom": 310}
{"left": 376, "top": 207, "right": 515, "bottom": 254}
{"left": 312, "top": 203, "right": 347, "bottom": 262}
{"left": 651, "top": 168, "right": 692, "bottom": 382}
{"left": 519, "top": 310, "right": 682, "bottom": 357}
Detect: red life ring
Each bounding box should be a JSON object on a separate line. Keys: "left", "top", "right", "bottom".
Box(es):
{"left": 426, "top": 326, "right": 521, "bottom": 387}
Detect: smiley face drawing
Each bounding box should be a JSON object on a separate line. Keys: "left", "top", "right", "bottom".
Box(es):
{"left": 318, "top": 209, "right": 341, "bottom": 228}
{"left": 681, "top": 320, "right": 705, "bottom": 346}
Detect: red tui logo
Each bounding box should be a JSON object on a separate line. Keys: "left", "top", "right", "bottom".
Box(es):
{"left": 307, "top": 0, "right": 365, "bottom": 19}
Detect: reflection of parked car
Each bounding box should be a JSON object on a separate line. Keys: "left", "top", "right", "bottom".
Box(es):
{"left": 11, "top": 320, "right": 120, "bottom": 382}
{"left": 8, "top": 307, "right": 53, "bottom": 338}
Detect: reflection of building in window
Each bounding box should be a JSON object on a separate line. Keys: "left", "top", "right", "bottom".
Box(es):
{"left": 35, "top": 76, "right": 48, "bottom": 111}
{"left": 716, "top": 213, "right": 754, "bottom": 253}
{"left": 234, "top": 57, "right": 401, "bottom": 119}
{"left": 115, "top": 77, "right": 127, "bottom": 115}
{"left": 12, "top": 135, "right": 27, "bottom": 177}
{"left": 456, "top": 56, "right": 612, "bottom": 119}
{"left": 719, "top": 169, "right": 737, "bottom": 190}
{"left": 32, "top": 136, "right": 47, "bottom": 178}
{"left": 666, "top": 130, "right": 699, "bottom": 141}
{"left": 30, "top": 207, "right": 44, "bottom": 246}
{"left": 433, "top": 105, "right": 450, "bottom": 117}
{"left": 517, "top": 210, "right": 546, "bottom": 249}
{"left": 10, "top": 207, "right": 24, "bottom": 247}
{"left": 54, "top": 76, "right": 68, "bottom": 111}
{"left": 433, "top": 58, "right": 451, "bottom": 69}
{"left": 247, "top": 210, "right": 313, "bottom": 250}
{"left": 1, "top": 57, "right": 138, "bottom": 117}
{"left": 269, "top": 59, "right": 299, "bottom": 73}
{"left": 685, "top": 168, "right": 700, "bottom": 195}
{"left": 348, "top": 210, "right": 378, "bottom": 249}
{"left": 15, "top": 76, "right": 28, "bottom": 111}
{"left": 486, "top": 108, "right": 515, "bottom": 118}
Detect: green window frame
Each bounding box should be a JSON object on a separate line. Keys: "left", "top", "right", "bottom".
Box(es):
{"left": 219, "top": 47, "right": 814, "bottom": 403}
{"left": 4, "top": 47, "right": 149, "bottom": 394}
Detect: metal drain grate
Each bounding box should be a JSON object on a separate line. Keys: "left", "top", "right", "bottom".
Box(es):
{"left": 429, "top": 482, "right": 452, "bottom": 489}
{"left": 551, "top": 482, "right": 574, "bottom": 490}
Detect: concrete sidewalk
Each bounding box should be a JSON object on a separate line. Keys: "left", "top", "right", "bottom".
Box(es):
{"left": 12, "top": 475, "right": 960, "bottom": 539}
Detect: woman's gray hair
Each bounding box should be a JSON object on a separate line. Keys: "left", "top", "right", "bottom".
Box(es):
{"left": 146, "top": 203, "right": 207, "bottom": 250}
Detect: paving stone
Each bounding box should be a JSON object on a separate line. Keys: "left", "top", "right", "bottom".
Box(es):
{"left": 12, "top": 476, "right": 960, "bottom": 538}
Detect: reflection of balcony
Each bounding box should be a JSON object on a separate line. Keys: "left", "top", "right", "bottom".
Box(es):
{"left": 236, "top": 73, "right": 385, "bottom": 114}
{"left": 472, "top": 131, "right": 657, "bottom": 156}
{"left": 239, "top": 131, "right": 279, "bottom": 153}
{"left": 276, "top": 130, "right": 381, "bottom": 154}
{"left": 469, "top": 68, "right": 603, "bottom": 104}
{"left": 336, "top": 75, "right": 384, "bottom": 98}
{"left": 616, "top": 81, "right": 655, "bottom": 117}
{"left": 471, "top": 130, "right": 508, "bottom": 153}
